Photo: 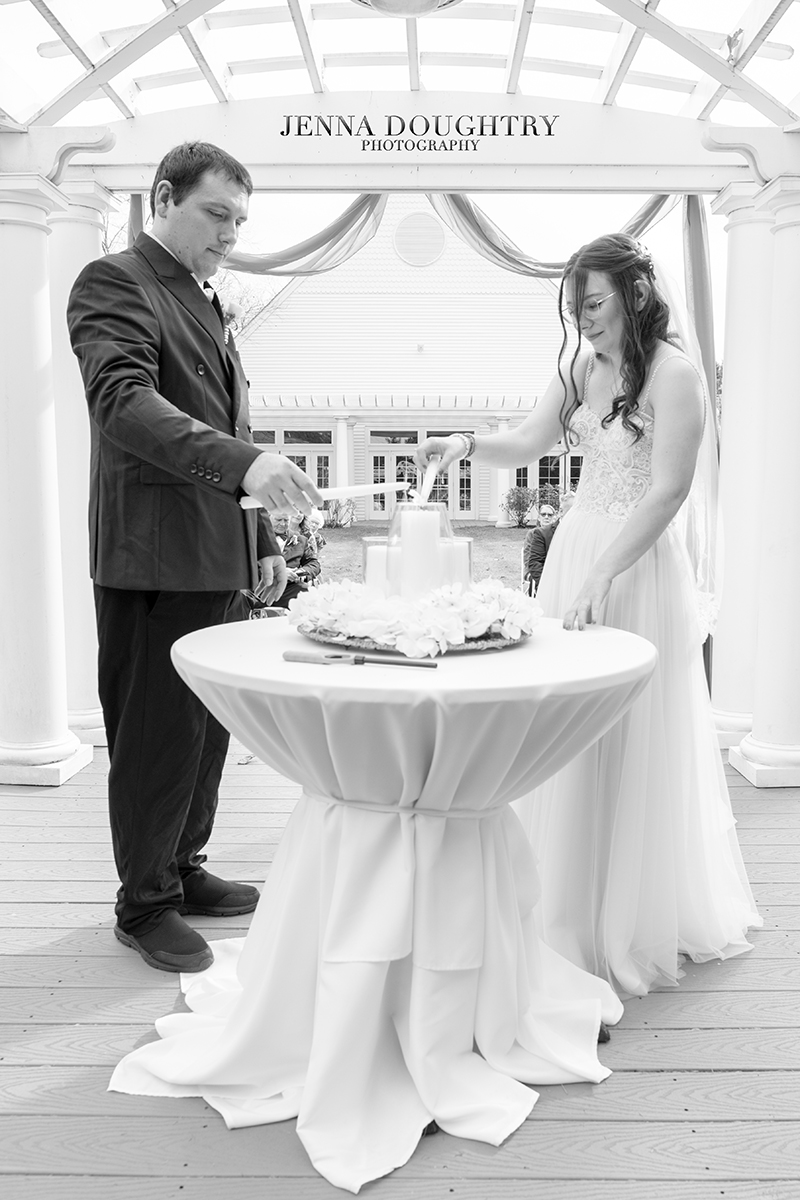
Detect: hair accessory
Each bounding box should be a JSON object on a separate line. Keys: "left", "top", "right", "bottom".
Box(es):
{"left": 636, "top": 243, "right": 656, "bottom": 277}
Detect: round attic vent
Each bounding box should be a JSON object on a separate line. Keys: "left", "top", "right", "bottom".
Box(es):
{"left": 393, "top": 212, "right": 446, "bottom": 267}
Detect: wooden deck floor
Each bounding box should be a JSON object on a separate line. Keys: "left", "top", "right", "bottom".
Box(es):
{"left": 2, "top": 743, "right": 800, "bottom": 1200}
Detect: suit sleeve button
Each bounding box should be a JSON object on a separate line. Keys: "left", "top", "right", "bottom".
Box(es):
{"left": 197, "top": 467, "right": 206, "bottom": 478}
{"left": 196, "top": 364, "right": 205, "bottom": 375}
{"left": 212, "top": 471, "right": 221, "bottom": 483}
{"left": 190, "top": 464, "right": 198, "bottom": 474}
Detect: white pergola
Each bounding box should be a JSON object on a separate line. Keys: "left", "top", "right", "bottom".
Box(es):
{"left": 1, "top": 0, "right": 799, "bottom": 788}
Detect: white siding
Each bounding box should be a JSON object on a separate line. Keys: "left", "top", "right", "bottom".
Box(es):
{"left": 239, "top": 194, "right": 563, "bottom": 403}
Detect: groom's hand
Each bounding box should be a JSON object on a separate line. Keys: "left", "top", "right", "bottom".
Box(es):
{"left": 242, "top": 451, "right": 323, "bottom": 514}
{"left": 258, "top": 555, "right": 288, "bottom": 605}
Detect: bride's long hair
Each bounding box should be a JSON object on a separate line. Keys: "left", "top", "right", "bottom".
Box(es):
{"left": 558, "top": 233, "right": 676, "bottom": 446}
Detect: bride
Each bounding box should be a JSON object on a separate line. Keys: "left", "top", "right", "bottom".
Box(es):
{"left": 416, "top": 233, "right": 760, "bottom": 998}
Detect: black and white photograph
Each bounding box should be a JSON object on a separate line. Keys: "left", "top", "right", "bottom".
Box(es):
{"left": 1, "top": 1, "right": 799, "bottom": 1196}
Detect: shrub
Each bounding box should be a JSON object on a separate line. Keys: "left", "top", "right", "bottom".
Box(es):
{"left": 323, "top": 498, "right": 356, "bottom": 528}
{"left": 500, "top": 486, "right": 537, "bottom": 527}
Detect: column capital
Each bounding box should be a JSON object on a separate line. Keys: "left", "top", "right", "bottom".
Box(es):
{"left": 711, "top": 181, "right": 773, "bottom": 226}
{"left": 0, "top": 173, "right": 68, "bottom": 216}
{"left": 49, "top": 180, "right": 118, "bottom": 231}
{"left": 754, "top": 174, "right": 800, "bottom": 229}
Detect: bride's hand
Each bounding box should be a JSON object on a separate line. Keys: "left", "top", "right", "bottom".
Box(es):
{"left": 414, "top": 435, "right": 465, "bottom": 474}
{"left": 563, "top": 572, "right": 612, "bottom": 631}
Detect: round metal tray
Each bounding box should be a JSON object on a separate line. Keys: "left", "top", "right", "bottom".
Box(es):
{"left": 297, "top": 625, "right": 527, "bottom": 655}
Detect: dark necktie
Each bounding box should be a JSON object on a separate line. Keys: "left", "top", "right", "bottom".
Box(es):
{"left": 203, "top": 282, "right": 225, "bottom": 329}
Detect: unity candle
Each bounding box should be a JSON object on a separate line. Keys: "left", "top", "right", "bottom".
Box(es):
{"left": 363, "top": 502, "right": 471, "bottom": 598}
{"left": 383, "top": 501, "right": 456, "bottom": 599}
{"left": 397, "top": 507, "right": 441, "bottom": 597}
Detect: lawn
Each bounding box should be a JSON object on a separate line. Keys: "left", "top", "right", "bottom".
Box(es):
{"left": 315, "top": 521, "right": 528, "bottom": 591}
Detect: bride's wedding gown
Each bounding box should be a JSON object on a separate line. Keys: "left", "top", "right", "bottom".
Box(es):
{"left": 514, "top": 354, "right": 761, "bottom": 998}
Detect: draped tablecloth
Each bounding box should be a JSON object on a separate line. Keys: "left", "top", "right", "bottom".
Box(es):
{"left": 110, "top": 616, "right": 657, "bottom": 1192}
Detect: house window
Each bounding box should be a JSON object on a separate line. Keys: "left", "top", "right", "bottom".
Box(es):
{"left": 370, "top": 431, "right": 418, "bottom": 444}
{"left": 287, "top": 455, "right": 307, "bottom": 473}
{"left": 569, "top": 454, "right": 583, "bottom": 490}
{"left": 317, "top": 456, "right": 330, "bottom": 489}
{"left": 372, "top": 455, "right": 387, "bottom": 511}
{"left": 427, "top": 430, "right": 474, "bottom": 439}
{"left": 516, "top": 467, "right": 529, "bottom": 489}
{"left": 284, "top": 431, "right": 332, "bottom": 445}
{"left": 458, "top": 460, "right": 472, "bottom": 511}
{"left": 253, "top": 431, "right": 275, "bottom": 444}
{"left": 539, "top": 456, "right": 561, "bottom": 490}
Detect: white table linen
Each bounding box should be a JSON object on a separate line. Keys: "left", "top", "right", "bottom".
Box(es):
{"left": 110, "top": 616, "right": 657, "bottom": 1192}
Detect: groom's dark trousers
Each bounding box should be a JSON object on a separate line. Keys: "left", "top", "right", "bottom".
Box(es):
{"left": 68, "top": 233, "right": 280, "bottom": 937}
{"left": 94, "top": 586, "right": 245, "bottom": 935}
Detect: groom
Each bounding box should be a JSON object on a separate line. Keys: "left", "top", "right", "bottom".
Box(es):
{"left": 68, "top": 141, "right": 322, "bottom": 973}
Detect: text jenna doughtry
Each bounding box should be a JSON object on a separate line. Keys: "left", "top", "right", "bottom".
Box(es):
{"left": 279, "top": 113, "right": 560, "bottom": 151}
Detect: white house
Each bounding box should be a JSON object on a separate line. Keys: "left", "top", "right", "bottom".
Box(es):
{"left": 238, "top": 194, "right": 581, "bottom": 523}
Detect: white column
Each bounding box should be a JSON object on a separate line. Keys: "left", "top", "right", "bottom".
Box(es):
{"left": 730, "top": 176, "right": 800, "bottom": 786}
{"left": 0, "top": 176, "right": 92, "bottom": 784}
{"left": 334, "top": 417, "right": 349, "bottom": 488}
{"left": 48, "top": 183, "right": 115, "bottom": 746}
{"left": 494, "top": 418, "right": 513, "bottom": 527}
{"left": 709, "top": 183, "right": 774, "bottom": 748}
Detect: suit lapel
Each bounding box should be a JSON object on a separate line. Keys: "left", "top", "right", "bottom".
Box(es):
{"left": 134, "top": 233, "right": 231, "bottom": 369}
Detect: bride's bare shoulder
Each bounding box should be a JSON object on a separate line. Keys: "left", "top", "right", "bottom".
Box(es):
{"left": 556, "top": 348, "right": 594, "bottom": 395}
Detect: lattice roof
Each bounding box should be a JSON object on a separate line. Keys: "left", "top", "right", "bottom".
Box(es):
{"left": 1, "top": 1, "right": 798, "bottom": 133}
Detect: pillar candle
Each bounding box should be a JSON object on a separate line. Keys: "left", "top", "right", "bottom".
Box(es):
{"left": 452, "top": 539, "right": 472, "bottom": 587}
{"left": 386, "top": 545, "right": 403, "bottom": 596}
{"left": 364, "top": 544, "right": 388, "bottom": 593}
{"left": 399, "top": 508, "right": 441, "bottom": 598}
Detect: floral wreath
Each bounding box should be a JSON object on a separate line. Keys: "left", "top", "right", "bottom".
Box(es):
{"left": 288, "top": 579, "right": 542, "bottom": 659}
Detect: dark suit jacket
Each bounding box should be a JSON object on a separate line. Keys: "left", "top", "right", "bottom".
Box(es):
{"left": 67, "top": 233, "right": 279, "bottom": 591}
{"left": 281, "top": 534, "right": 321, "bottom": 582}
{"left": 523, "top": 521, "right": 559, "bottom": 588}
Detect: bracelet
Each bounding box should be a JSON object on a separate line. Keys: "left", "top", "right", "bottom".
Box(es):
{"left": 451, "top": 432, "right": 476, "bottom": 459}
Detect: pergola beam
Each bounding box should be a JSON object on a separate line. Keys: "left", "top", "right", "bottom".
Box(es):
{"left": 682, "top": 0, "right": 795, "bottom": 120}
{"left": 286, "top": 0, "right": 325, "bottom": 93}
{"left": 504, "top": 0, "right": 537, "bottom": 94}
{"left": 162, "top": 0, "right": 230, "bottom": 105}
{"left": 28, "top": 0, "right": 135, "bottom": 120}
{"left": 209, "top": 50, "right": 706, "bottom": 95}
{"left": 593, "top": 0, "right": 659, "bottom": 107}
{"left": 28, "top": 0, "right": 224, "bottom": 126}
{"left": 596, "top": 0, "right": 796, "bottom": 124}
{"left": 406, "top": 20, "right": 421, "bottom": 92}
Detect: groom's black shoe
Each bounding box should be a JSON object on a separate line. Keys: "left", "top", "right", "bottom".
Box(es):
{"left": 598, "top": 1022, "right": 611, "bottom": 1044}
{"left": 179, "top": 870, "right": 260, "bottom": 917}
{"left": 114, "top": 910, "right": 214, "bottom": 973}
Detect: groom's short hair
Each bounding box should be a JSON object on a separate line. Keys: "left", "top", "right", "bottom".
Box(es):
{"left": 149, "top": 142, "right": 253, "bottom": 216}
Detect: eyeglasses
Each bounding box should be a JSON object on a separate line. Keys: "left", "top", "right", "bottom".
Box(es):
{"left": 561, "top": 291, "right": 617, "bottom": 326}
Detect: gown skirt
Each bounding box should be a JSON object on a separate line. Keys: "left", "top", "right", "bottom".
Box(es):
{"left": 514, "top": 504, "right": 761, "bottom": 998}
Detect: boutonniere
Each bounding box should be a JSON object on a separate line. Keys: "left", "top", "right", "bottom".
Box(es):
{"left": 221, "top": 299, "right": 244, "bottom": 343}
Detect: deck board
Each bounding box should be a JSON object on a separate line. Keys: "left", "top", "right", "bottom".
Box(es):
{"left": 2, "top": 742, "right": 800, "bottom": 1195}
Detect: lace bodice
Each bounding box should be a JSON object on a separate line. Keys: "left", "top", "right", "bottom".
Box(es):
{"left": 570, "top": 354, "right": 680, "bottom": 522}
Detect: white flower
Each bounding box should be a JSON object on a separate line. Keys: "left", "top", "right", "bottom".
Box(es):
{"left": 288, "top": 579, "right": 542, "bottom": 658}
{"left": 222, "top": 299, "right": 244, "bottom": 324}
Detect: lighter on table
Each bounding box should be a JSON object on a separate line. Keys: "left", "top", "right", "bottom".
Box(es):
{"left": 283, "top": 650, "right": 438, "bottom": 669}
